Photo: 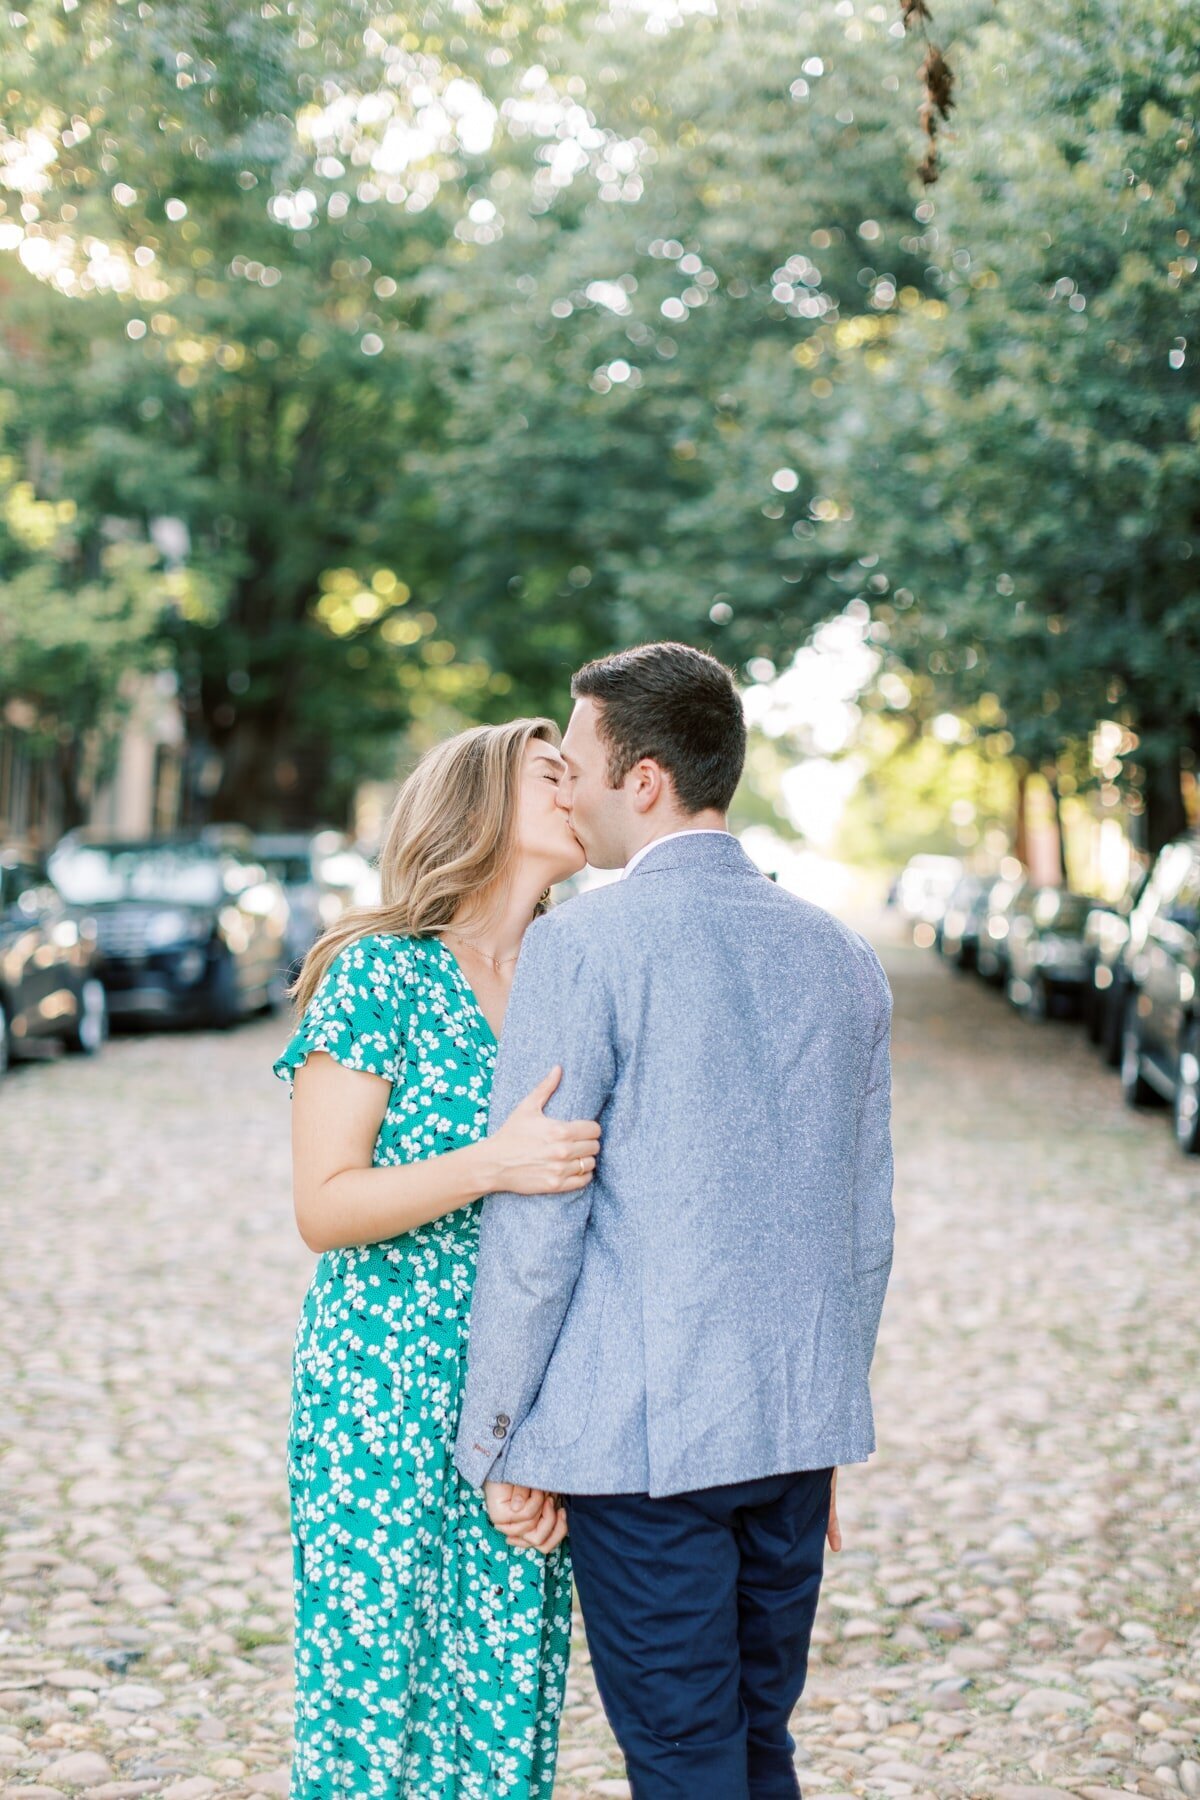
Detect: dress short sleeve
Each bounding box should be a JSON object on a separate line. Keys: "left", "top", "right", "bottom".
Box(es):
{"left": 273, "top": 933, "right": 409, "bottom": 1094}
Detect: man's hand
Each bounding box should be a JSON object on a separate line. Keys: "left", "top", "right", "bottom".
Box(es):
{"left": 484, "top": 1481, "right": 568, "bottom": 1555}
{"left": 827, "top": 1467, "right": 842, "bottom": 1553}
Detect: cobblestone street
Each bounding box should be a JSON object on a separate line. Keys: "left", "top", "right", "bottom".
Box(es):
{"left": 1, "top": 920, "right": 1198, "bottom": 1800}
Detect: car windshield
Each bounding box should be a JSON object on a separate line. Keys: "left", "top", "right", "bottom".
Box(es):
{"left": 1035, "top": 892, "right": 1089, "bottom": 932}
{"left": 50, "top": 843, "right": 222, "bottom": 907}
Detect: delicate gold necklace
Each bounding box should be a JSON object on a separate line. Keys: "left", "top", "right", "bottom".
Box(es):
{"left": 441, "top": 930, "right": 521, "bottom": 971}
{"left": 441, "top": 891, "right": 548, "bottom": 972}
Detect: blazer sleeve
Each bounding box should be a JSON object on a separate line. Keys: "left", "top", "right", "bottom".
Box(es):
{"left": 453, "top": 913, "right": 616, "bottom": 1490}
{"left": 851, "top": 980, "right": 895, "bottom": 1372}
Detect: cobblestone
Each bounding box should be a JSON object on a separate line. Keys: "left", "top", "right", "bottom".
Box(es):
{"left": 1, "top": 919, "right": 1197, "bottom": 1797}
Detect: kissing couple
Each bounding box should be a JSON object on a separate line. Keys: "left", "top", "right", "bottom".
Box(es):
{"left": 275, "top": 640, "right": 895, "bottom": 1800}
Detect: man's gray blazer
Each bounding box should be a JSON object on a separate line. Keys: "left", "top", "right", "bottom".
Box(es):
{"left": 454, "top": 831, "right": 894, "bottom": 1499}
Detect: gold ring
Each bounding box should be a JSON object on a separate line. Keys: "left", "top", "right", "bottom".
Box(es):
{"left": 577, "top": 1158, "right": 586, "bottom": 1177}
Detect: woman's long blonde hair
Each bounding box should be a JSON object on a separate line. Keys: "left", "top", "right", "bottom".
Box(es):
{"left": 292, "top": 717, "right": 560, "bottom": 1014}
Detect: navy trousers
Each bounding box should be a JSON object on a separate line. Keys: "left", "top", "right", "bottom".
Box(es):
{"left": 564, "top": 1466, "right": 833, "bottom": 1800}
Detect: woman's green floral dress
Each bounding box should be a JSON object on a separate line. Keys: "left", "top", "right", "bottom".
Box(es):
{"left": 274, "top": 932, "right": 572, "bottom": 1800}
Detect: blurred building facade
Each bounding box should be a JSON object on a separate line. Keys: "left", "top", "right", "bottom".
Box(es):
{"left": 0, "top": 672, "right": 184, "bottom": 851}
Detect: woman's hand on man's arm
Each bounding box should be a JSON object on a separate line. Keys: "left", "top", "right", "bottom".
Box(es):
{"left": 483, "top": 1065, "right": 601, "bottom": 1195}
{"left": 290, "top": 1053, "right": 602, "bottom": 1254}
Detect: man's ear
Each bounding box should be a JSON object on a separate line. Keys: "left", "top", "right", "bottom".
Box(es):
{"left": 628, "top": 759, "right": 665, "bottom": 814}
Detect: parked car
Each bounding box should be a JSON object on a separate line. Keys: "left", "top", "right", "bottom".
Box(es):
{"left": 48, "top": 828, "right": 290, "bottom": 1029}
{"left": 0, "top": 847, "right": 108, "bottom": 1079}
{"left": 1081, "top": 872, "right": 1147, "bottom": 1066}
{"left": 975, "top": 875, "right": 1028, "bottom": 985}
{"left": 938, "top": 873, "right": 991, "bottom": 970}
{"left": 1118, "top": 837, "right": 1200, "bottom": 1153}
{"left": 1006, "top": 887, "right": 1092, "bottom": 1018}
{"left": 892, "top": 854, "right": 964, "bottom": 935}
{"left": 253, "top": 830, "right": 377, "bottom": 981}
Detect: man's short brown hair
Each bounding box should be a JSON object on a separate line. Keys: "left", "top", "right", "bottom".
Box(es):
{"left": 571, "top": 642, "right": 747, "bottom": 814}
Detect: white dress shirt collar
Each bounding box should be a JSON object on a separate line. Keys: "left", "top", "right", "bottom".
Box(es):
{"left": 620, "top": 828, "right": 731, "bottom": 880}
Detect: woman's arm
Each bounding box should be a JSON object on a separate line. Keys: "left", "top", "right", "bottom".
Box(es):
{"left": 291, "top": 1055, "right": 600, "bottom": 1253}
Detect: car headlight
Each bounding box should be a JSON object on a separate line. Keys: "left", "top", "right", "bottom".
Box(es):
{"left": 144, "top": 910, "right": 205, "bottom": 950}
{"left": 171, "top": 946, "right": 206, "bottom": 984}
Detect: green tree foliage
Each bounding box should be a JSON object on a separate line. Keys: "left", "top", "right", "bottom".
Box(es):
{"left": 835, "top": 0, "right": 1200, "bottom": 851}
{"left": 420, "top": 0, "right": 949, "bottom": 699}
{"left": 0, "top": 0, "right": 949, "bottom": 823}
{"left": 2, "top": 0, "right": 1195, "bottom": 853}
{"left": 1, "top": 0, "right": 541, "bottom": 820}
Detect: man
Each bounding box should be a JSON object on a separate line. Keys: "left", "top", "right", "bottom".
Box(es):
{"left": 454, "top": 642, "right": 894, "bottom": 1800}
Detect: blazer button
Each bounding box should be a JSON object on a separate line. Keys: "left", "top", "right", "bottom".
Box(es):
{"left": 492, "top": 1424, "right": 508, "bottom": 1440}
{"left": 495, "top": 1413, "right": 511, "bottom": 1427}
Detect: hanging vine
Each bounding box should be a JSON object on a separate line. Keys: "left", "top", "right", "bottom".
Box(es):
{"left": 898, "top": 0, "right": 956, "bottom": 184}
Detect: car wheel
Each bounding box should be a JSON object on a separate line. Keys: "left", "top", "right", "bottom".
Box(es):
{"left": 1173, "top": 1024, "right": 1200, "bottom": 1155}
{"left": 1029, "top": 976, "right": 1050, "bottom": 1022}
{"left": 1006, "top": 971, "right": 1036, "bottom": 1013}
{"left": 0, "top": 1003, "right": 9, "bottom": 1081}
{"left": 1120, "top": 1003, "right": 1157, "bottom": 1108}
{"left": 65, "top": 977, "right": 109, "bottom": 1056}
{"left": 209, "top": 950, "right": 241, "bottom": 1029}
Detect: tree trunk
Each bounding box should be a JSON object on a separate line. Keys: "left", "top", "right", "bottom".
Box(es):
{"left": 1044, "top": 767, "right": 1070, "bottom": 886}
{"left": 1139, "top": 740, "right": 1187, "bottom": 858}
{"left": 1013, "top": 762, "right": 1030, "bottom": 868}
{"left": 208, "top": 709, "right": 291, "bottom": 826}
{"left": 56, "top": 736, "right": 88, "bottom": 832}
{"left": 204, "top": 709, "right": 344, "bottom": 829}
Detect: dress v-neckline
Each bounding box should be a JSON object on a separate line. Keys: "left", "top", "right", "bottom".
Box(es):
{"left": 429, "top": 937, "right": 501, "bottom": 1047}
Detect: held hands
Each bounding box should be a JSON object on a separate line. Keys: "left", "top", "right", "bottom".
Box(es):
{"left": 484, "top": 1481, "right": 568, "bottom": 1555}
{"left": 488, "top": 1066, "right": 601, "bottom": 1195}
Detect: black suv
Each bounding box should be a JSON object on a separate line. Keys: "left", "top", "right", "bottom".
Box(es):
{"left": 0, "top": 848, "right": 108, "bottom": 1079}
{"left": 48, "top": 828, "right": 290, "bottom": 1029}
{"left": 1119, "top": 837, "right": 1200, "bottom": 1154}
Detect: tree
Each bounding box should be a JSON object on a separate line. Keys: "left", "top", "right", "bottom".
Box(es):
{"left": 418, "top": 0, "right": 954, "bottom": 700}
{"left": 1, "top": 1, "right": 551, "bottom": 821}
{"left": 13, "top": 0, "right": 1190, "bottom": 865}
{"left": 0, "top": 0, "right": 953, "bottom": 821}
{"left": 835, "top": 0, "right": 1200, "bottom": 853}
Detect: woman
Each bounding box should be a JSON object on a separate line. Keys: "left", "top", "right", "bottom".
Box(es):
{"left": 274, "top": 719, "right": 599, "bottom": 1800}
